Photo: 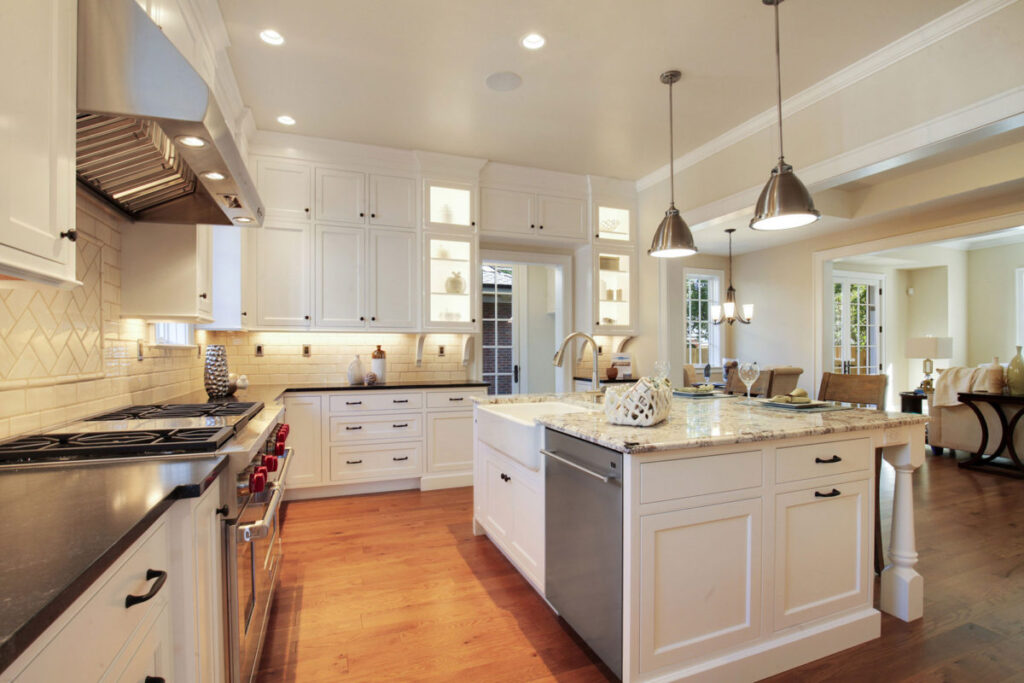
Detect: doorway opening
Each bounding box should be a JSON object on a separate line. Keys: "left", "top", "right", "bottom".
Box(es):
{"left": 832, "top": 273, "right": 885, "bottom": 376}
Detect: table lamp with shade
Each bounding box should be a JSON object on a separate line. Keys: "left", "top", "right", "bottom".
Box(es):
{"left": 905, "top": 336, "right": 953, "bottom": 392}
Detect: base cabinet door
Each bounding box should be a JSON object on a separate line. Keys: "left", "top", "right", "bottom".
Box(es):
{"left": 638, "top": 498, "right": 762, "bottom": 673}
{"left": 426, "top": 411, "right": 474, "bottom": 473}
{"left": 484, "top": 456, "right": 515, "bottom": 542}
{"left": 283, "top": 395, "right": 324, "bottom": 487}
{"left": 191, "top": 480, "right": 226, "bottom": 682}
{"left": 108, "top": 604, "right": 174, "bottom": 683}
{"left": 510, "top": 473, "right": 544, "bottom": 588}
{"left": 773, "top": 478, "right": 871, "bottom": 630}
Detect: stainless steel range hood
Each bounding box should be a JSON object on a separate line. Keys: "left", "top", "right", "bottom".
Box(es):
{"left": 76, "top": 0, "right": 264, "bottom": 226}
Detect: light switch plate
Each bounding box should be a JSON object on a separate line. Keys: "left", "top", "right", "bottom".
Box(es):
{"left": 302, "top": 345, "right": 311, "bottom": 357}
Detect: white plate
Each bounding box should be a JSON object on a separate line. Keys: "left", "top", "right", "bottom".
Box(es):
{"left": 760, "top": 399, "right": 829, "bottom": 410}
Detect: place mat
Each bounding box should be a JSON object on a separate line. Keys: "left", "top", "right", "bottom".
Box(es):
{"left": 755, "top": 400, "right": 854, "bottom": 414}
{"left": 673, "top": 391, "right": 738, "bottom": 399}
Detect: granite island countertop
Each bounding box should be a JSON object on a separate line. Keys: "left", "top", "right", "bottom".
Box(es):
{"left": 0, "top": 456, "right": 227, "bottom": 674}
{"left": 477, "top": 393, "right": 929, "bottom": 454}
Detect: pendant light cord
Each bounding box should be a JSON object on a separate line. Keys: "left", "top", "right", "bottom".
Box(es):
{"left": 773, "top": 0, "right": 785, "bottom": 163}
{"left": 668, "top": 79, "right": 676, "bottom": 206}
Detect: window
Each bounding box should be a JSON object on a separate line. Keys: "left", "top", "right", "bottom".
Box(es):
{"left": 151, "top": 322, "right": 194, "bottom": 347}
{"left": 481, "top": 264, "right": 518, "bottom": 395}
{"left": 685, "top": 270, "right": 722, "bottom": 366}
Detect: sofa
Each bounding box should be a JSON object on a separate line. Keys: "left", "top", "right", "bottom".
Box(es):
{"left": 926, "top": 365, "right": 1024, "bottom": 458}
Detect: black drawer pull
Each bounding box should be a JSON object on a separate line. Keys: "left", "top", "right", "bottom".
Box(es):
{"left": 392, "top": 423, "right": 409, "bottom": 428}
{"left": 815, "top": 455, "right": 842, "bottom": 464}
{"left": 346, "top": 401, "right": 362, "bottom": 405}
{"left": 393, "top": 456, "right": 409, "bottom": 462}
{"left": 393, "top": 399, "right": 409, "bottom": 403}
{"left": 125, "top": 569, "right": 167, "bottom": 609}
{"left": 448, "top": 397, "right": 464, "bottom": 402}
{"left": 346, "top": 425, "right": 363, "bottom": 431}
{"left": 346, "top": 459, "right": 363, "bottom": 465}
{"left": 814, "top": 488, "right": 841, "bottom": 498}
{"left": 145, "top": 677, "right": 165, "bottom": 683}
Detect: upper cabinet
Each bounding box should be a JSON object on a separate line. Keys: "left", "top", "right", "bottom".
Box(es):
{"left": 121, "top": 223, "right": 213, "bottom": 322}
{"left": 424, "top": 233, "right": 479, "bottom": 332}
{"left": 316, "top": 168, "right": 365, "bottom": 224}
{"left": 425, "top": 181, "right": 476, "bottom": 230}
{"left": 0, "top": 0, "right": 77, "bottom": 288}
{"left": 257, "top": 159, "right": 313, "bottom": 221}
{"left": 369, "top": 175, "right": 417, "bottom": 228}
{"left": 480, "top": 187, "right": 585, "bottom": 241}
{"left": 594, "top": 203, "right": 633, "bottom": 243}
{"left": 256, "top": 221, "right": 312, "bottom": 328}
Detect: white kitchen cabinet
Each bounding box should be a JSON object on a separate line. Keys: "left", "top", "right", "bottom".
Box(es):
{"left": 426, "top": 411, "right": 475, "bottom": 473}
{"left": 480, "top": 187, "right": 585, "bottom": 241}
{"left": 330, "top": 442, "right": 423, "bottom": 483}
{"left": 594, "top": 202, "right": 633, "bottom": 243}
{"left": 369, "top": 228, "right": 418, "bottom": 328}
{"left": 256, "top": 221, "right": 312, "bottom": 328}
{"left": 638, "top": 498, "right": 763, "bottom": 672}
{"left": 315, "top": 224, "right": 365, "bottom": 328}
{"left": 425, "top": 180, "right": 476, "bottom": 230}
{"left": 0, "top": 0, "right": 77, "bottom": 287}
{"left": 257, "top": 158, "right": 312, "bottom": 221}
{"left": 773, "top": 478, "right": 871, "bottom": 630}
{"left": 369, "top": 175, "right": 417, "bottom": 228}
{"left": 423, "top": 233, "right": 479, "bottom": 332}
{"left": 484, "top": 456, "right": 515, "bottom": 541}
{"left": 315, "top": 168, "right": 366, "bottom": 225}
{"left": 283, "top": 394, "right": 324, "bottom": 487}
{"left": 575, "top": 244, "right": 638, "bottom": 335}
{"left": 200, "top": 224, "right": 252, "bottom": 331}
{"left": 188, "top": 478, "right": 226, "bottom": 682}
{"left": 120, "top": 222, "right": 213, "bottom": 322}
{"left": 107, "top": 603, "right": 173, "bottom": 683}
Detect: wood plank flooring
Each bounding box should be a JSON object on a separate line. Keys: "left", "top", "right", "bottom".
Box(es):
{"left": 257, "top": 453, "right": 1024, "bottom": 682}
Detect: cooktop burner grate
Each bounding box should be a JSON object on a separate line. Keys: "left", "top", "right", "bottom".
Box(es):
{"left": 0, "top": 426, "right": 235, "bottom": 465}
{"left": 85, "top": 401, "right": 263, "bottom": 426}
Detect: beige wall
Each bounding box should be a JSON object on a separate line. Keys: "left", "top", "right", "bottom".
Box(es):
{"left": 967, "top": 242, "right": 1024, "bottom": 366}
{"left": 524, "top": 265, "right": 557, "bottom": 393}
{"left": 0, "top": 193, "right": 205, "bottom": 440}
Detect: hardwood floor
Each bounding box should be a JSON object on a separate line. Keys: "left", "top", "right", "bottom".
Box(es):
{"left": 257, "top": 453, "right": 1024, "bottom": 682}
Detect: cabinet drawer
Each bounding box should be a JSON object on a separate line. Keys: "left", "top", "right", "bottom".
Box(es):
{"left": 426, "top": 389, "right": 487, "bottom": 410}
{"left": 330, "top": 442, "right": 423, "bottom": 481}
{"left": 328, "top": 392, "right": 423, "bottom": 413}
{"left": 14, "top": 522, "right": 170, "bottom": 682}
{"left": 328, "top": 413, "right": 423, "bottom": 442}
{"left": 640, "top": 450, "right": 763, "bottom": 504}
{"left": 776, "top": 438, "right": 871, "bottom": 483}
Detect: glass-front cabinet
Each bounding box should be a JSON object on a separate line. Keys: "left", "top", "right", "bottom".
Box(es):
{"left": 593, "top": 247, "right": 637, "bottom": 334}
{"left": 594, "top": 203, "right": 632, "bottom": 242}
{"left": 425, "top": 180, "right": 476, "bottom": 231}
{"left": 424, "top": 233, "right": 479, "bottom": 331}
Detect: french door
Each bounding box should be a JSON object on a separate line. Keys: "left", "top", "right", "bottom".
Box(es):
{"left": 832, "top": 274, "right": 884, "bottom": 375}
{"left": 481, "top": 263, "right": 521, "bottom": 395}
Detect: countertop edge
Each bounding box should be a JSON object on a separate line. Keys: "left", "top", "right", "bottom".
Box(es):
{"left": 0, "top": 455, "right": 228, "bottom": 675}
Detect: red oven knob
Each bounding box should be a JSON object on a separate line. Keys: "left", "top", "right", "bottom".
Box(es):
{"left": 261, "top": 454, "right": 278, "bottom": 472}
{"left": 249, "top": 468, "right": 267, "bottom": 493}
{"left": 275, "top": 439, "right": 286, "bottom": 456}
{"left": 278, "top": 423, "right": 290, "bottom": 440}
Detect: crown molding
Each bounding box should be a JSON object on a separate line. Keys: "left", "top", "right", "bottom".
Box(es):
{"left": 636, "top": 0, "right": 1019, "bottom": 192}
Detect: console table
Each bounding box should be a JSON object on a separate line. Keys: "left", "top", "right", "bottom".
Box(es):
{"left": 956, "top": 392, "right": 1024, "bottom": 478}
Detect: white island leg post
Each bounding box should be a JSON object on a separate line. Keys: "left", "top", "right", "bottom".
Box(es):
{"left": 880, "top": 427, "right": 926, "bottom": 622}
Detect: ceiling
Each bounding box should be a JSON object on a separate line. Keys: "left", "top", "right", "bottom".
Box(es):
{"left": 218, "top": 0, "right": 965, "bottom": 180}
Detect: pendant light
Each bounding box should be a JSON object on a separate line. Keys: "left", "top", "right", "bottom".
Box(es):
{"left": 649, "top": 70, "right": 698, "bottom": 258}
{"left": 750, "top": 0, "right": 820, "bottom": 231}
{"left": 711, "top": 229, "right": 752, "bottom": 325}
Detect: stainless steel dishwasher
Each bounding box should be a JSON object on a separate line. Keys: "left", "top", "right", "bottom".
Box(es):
{"left": 543, "top": 428, "right": 623, "bottom": 679}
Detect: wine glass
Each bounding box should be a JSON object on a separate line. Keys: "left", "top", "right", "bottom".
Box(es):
{"left": 653, "top": 360, "right": 670, "bottom": 385}
{"left": 738, "top": 361, "right": 760, "bottom": 405}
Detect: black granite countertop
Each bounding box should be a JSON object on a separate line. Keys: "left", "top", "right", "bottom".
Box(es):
{"left": 0, "top": 456, "right": 227, "bottom": 674}
{"left": 573, "top": 375, "right": 637, "bottom": 384}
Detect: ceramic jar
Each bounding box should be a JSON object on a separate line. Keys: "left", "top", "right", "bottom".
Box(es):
{"left": 1007, "top": 347, "right": 1024, "bottom": 396}
{"left": 371, "top": 345, "right": 387, "bottom": 384}
{"left": 445, "top": 271, "right": 466, "bottom": 294}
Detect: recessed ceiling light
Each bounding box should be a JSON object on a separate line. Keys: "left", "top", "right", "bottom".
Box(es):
{"left": 176, "top": 136, "right": 206, "bottom": 148}
{"left": 201, "top": 171, "right": 226, "bottom": 181}
{"left": 520, "top": 33, "right": 545, "bottom": 50}
{"left": 235, "top": 216, "right": 254, "bottom": 224}
{"left": 259, "top": 29, "right": 284, "bottom": 46}
{"left": 485, "top": 71, "right": 522, "bottom": 92}
{"left": 276, "top": 115, "right": 296, "bottom": 126}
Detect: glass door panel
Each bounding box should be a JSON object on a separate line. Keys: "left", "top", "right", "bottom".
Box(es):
{"left": 597, "top": 251, "right": 632, "bottom": 330}
{"left": 833, "top": 276, "right": 883, "bottom": 375}
{"left": 596, "top": 205, "right": 631, "bottom": 241}
{"left": 428, "top": 236, "right": 473, "bottom": 325}
{"left": 482, "top": 264, "right": 519, "bottom": 395}
{"left": 426, "top": 181, "right": 475, "bottom": 229}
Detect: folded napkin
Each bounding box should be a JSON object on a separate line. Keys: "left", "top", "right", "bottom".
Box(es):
{"left": 932, "top": 366, "right": 981, "bottom": 407}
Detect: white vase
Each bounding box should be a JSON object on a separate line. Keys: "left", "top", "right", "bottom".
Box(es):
{"left": 371, "top": 357, "right": 386, "bottom": 384}
{"left": 347, "top": 355, "right": 365, "bottom": 385}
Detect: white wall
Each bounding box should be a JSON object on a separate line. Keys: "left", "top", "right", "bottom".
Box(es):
{"left": 524, "top": 265, "right": 557, "bottom": 393}
{"left": 967, "top": 242, "right": 1024, "bottom": 366}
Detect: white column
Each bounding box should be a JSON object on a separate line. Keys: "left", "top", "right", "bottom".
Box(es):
{"left": 880, "top": 427, "right": 926, "bottom": 621}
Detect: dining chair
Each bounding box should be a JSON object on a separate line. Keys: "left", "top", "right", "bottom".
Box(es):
{"left": 816, "top": 372, "right": 889, "bottom": 575}
{"left": 765, "top": 366, "right": 803, "bottom": 396}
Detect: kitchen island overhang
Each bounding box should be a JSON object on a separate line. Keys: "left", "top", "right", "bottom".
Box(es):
{"left": 474, "top": 394, "right": 929, "bottom": 683}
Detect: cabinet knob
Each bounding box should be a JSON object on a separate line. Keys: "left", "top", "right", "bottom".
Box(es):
{"left": 59, "top": 229, "right": 78, "bottom": 242}
{"left": 359, "top": 316, "right": 365, "bottom": 321}
{"left": 371, "top": 213, "right": 376, "bottom": 218}
{"left": 359, "top": 212, "right": 365, "bottom": 217}
{"left": 530, "top": 224, "right": 535, "bottom": 229}
{"left": 305, "top": 207, "right": 310, "bottom": 213}
{"left": 242, "top": 311, "right": 247, "bottom": 316}
{"left": 471, "top": 221, "right": 476, "bottom": 226}
{"left": 539, "top": 225, "right": 544, "bottom": 230}
{"left": 304, "top": 315, "right": 310, "bottom": 320}
{"left": 145, "top": 677, "right": 166, "bottom": 683}
{"left": 595, "top": 321, "right": 600, "bottom": 326}
{"left": 371, "top": 316, "right": 376, "bottom": 321}
{"left": 471, "top": 318, "right": 476, "bottom": 323}
{"left": 199, "top": 292, "right": 208, "bottom": 299}
{"left": 215, "top": 505, "right": 229, "bottom": 516}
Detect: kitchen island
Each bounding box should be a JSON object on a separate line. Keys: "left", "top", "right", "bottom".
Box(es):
{"left": 473, "top": 394, "right": 929, "bottom": 683}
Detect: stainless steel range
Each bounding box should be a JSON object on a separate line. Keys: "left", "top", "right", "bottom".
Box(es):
{"left": 0, "top": 399, "right": 289, "bottom": 683}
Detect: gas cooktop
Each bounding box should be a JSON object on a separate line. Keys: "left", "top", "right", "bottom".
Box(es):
{"left": 0, "top": 426, "right": 235, "bottom": 465}
{"left": 86, "top": 401, "right": 262, "bottom": 423}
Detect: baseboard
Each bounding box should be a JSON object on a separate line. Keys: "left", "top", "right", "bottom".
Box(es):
{"left": 283, "top": 478, "right": 420, "bottom": 500}
{"left": 420, "top": 472, "right": 472, "bottom": 490}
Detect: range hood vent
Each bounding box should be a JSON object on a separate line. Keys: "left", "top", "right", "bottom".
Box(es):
{"left": 76, "top": 0, "right": 263, "bottom": 226}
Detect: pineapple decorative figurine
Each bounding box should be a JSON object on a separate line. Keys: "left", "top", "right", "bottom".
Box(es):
{"left": 204, "top": 345, "right": 231, "bottom": 398}
{"left": 1007, "top": 347, "right": 1024, "bottom": 396}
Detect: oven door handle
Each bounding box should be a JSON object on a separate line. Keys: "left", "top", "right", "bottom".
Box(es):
{"left": 237, "top": 485, "right": 283, "bottom": 542}
{"left": 275, "top": 446, "right": 294, "bottom": 483}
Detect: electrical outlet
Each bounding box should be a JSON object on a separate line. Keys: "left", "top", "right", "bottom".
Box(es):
{"left": 438, "top": 345, "right": 445, "bottom": 357}
{"left": 598, "top": 345, "right": 603, "bottom": 354}
{"left": 255, "top": 344, "right": 264, "bottom": 357}
{"left": 302, "top": 344, "right": 311, "bottom": 357}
